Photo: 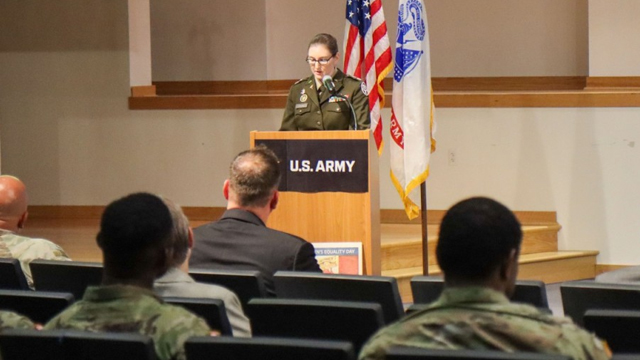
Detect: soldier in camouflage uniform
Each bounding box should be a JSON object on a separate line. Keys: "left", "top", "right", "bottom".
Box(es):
{"left": 0, "top": 175, "right": 71, "bottom": 289}
{"left": 280, "top": 33, "right": 370, "bottom": 131}
{"left": 0, "top": 310, "right": 36, "bottom": 331}
{"left": 44, "top": 193, "right": 211, "bottom": 360}
{"left": 359, "top": 197, "right": 610, "bottom": 360}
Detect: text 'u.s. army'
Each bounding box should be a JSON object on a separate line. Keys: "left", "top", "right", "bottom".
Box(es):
{"left": 289, "top": 160, "right": 356, "bottom": 173}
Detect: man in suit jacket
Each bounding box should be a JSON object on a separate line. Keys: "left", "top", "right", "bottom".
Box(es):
{"left": 190, "top": 146, "right": 321, "bottom": 296}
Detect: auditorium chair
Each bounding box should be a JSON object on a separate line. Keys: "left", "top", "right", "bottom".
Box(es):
{"left": 30, "top": 260, "right": 103, "bottom": 299}
{"left": 385, "top": 347, "right": 569, "bottom": 360}
{"left": 0, "top": 329, "right": 157, "bottom": 360}
{"left": 247, "top": 298, "right": 385, "bottom": 353}
{"left": 185, "top": 336, "right": 355, "bottom": 360}
{"left": 273, "top": 271, "right": 404, "bottom": 324}
{"left": 411, "top": 276, "right": 549, "bottom": 309}
{"left": 163, "top": 296, "right": 232, "bottom": 336}
{"left": 0, "top": 258, "right": 29, "bottom": 290}
{"left": 0, "top": 289, "right": 74, "bottom": 324}
{"left": 560, "top": 280, "right": 640, "bottom": 326}
{"left": 583, "top": 309, "right": 640, "bottom": 353}
{"left": 188, "top": 268, "right": 267, "bottom": 309}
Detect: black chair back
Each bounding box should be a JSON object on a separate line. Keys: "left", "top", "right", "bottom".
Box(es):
{"left": 0, "top": 258, "right": 29, "bottom": 290}
{"left": 63, "top": 331, "right": 157, "bottom": 360}
{"left": 185, "top": 336, "right": 355, "bottom": 360}
{"left": 30, "top": 260, "right": 102, "bottom": 299}
{"left": 560, "top": 280, "right": 640, "bottom": 326}
{"left": 385, "top": 347, "right": 569, "bottom": 360}
{"left": 0, "top": 329, "right": 65, "bottom": 360}
{"left": 0, "top": 289, "right": 74, "bottom": 324}
{"left": 163, "top": 296, "right": 232, "bottom": 336}
{"left": 0, "top": 329, "right": 157, "bottom": 360}
{"left": 583, "top": 309, "right": 640, "bottom": 353}
{"left": 411, "top": 276, "right": 549, "bottom": 309}
{"left": 189, "top": 268, "right": 266, "bottom": 309}
{"left": 247, "top": 298, "right": 384, "bottom": 353}
{"left": 274, "top": 271, "right": 404, "bottom": 324}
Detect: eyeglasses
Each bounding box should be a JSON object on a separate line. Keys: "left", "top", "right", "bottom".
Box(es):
{"left": 306, "top": 56, "right": 333, "bottom": 66}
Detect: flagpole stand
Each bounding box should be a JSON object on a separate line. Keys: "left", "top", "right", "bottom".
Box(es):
{"left": 421, "top": 182, "right": 429, "bottom": 275}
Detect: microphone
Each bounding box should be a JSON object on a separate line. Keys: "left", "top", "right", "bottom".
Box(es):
{"left": 322, "top": 75, "right": 337, "bottom": 94}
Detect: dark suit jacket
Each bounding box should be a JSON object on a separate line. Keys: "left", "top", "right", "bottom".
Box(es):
{"left": 190, "top": 209, "right": 322, "bottom": 296}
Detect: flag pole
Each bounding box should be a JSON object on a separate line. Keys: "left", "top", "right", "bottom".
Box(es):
{"left": 421, "top": 182, "right": 429, "bottom": 275}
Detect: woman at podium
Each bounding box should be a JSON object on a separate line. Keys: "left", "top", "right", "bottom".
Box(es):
{"left": 280, "top": 33, "right": 370, "bottom": 131}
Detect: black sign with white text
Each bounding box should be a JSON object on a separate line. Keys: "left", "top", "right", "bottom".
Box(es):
{"left": 256, "top": 139, "right": 369, "bottom": 193}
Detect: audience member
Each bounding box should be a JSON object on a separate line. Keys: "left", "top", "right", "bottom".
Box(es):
{"left": 154, "top": 197, "right": 251, "bottom": 337}
{"left": 44, "top": 193, "right": 211, "bottom": 360}
{"left": 0, "top": 175, "right": 70, "bottom": 289}
{"left": 359, "top": 197, "right": 610, "bottom": 360}
{"left": 190, "top": 146, "right": 321, "bottom": 296}
{"left": 0, "top": 310, "right": 36, "bottom": 331}
{"left": 595, "top": 265, "right": 640, "bottom": 283}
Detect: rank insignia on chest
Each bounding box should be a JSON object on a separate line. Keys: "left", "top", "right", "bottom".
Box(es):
{"left": 299, "top": 94, "right": 308, "bottom": 102}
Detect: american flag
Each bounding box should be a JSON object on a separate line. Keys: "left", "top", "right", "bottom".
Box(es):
{"left": 343, "top": 0, "right": 392, "bottom": 152}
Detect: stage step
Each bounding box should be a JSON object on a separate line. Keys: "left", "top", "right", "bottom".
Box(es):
{"left": 381, "top": 223, "right": 561, "bottom": 271}
{"left": 383, "top": 250, "right": 599, "bottom": 303}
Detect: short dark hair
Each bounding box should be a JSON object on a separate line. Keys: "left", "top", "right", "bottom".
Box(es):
{"left": 229, "top": 146, "right": 281, "bottom": 208}
{"left": 162, "top": 197, "right": 190, "bottom": 267}
{"left": 308, "top": 33, "right": 339, "bottom": 56}
{"left": 436, "top": 197, "right": 522, "bottom": 282}
{"left": 97, "top": 193, "right": 172, "bottom": 278}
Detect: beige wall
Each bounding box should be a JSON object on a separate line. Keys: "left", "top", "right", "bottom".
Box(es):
{"left": 154, "top": 0, "right": 588, "bottom": 80}
{"left": 589, "top": 0, "right": 640, "bottom": 76}
{"left": 426, "top": 0, "right": 588, "bottom": 76}
{"left": 151, "top": 0, "right": 268, "bottom": 80}
{"left": 2, "top": 0, "right": 640, "bottom": 264}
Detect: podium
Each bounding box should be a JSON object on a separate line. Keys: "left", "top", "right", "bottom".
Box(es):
{"left": 250, "top": 130, "right": 380, "bottom": 275}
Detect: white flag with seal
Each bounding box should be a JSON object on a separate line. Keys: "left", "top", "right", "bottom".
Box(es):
{"left": 390, "top": 0, "right": 437, "bottom": 220}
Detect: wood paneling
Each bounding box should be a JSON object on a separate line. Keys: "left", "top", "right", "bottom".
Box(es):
{"left": 28, "top": 205, "right": 225, "bottom": 221}
{"left": 154, "top": 80, "right": 293, "bottom": 95}
{"left": 153, "top": 77, "right": 587, "bottom": 96}
{"left": 381, "top": 209, "right": 556, "bottom": 225}
{"left": 595, "top": 264, "right": 631, "bottom": 275}
{"left": 432, "top": 77, "right": 586, "bottom": 91}
{"left": 130, "top": 85, "right": 156, "bottom": 97}
{"left": 586, "top": 77, "right": 640, "bottom": 89}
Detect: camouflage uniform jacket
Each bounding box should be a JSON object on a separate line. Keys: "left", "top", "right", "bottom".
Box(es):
{"left": 359, "top": 287, "right": 610, "bottom": 360}
{"left": 0, "top": 230, "right": 71, "bottom": 289}
{"left": 0, "top": 310, "right": 36, "bottom": 331}
{"left": 44, "top": 285, "right": 211, "bottom": 360}
{"left": 280, "top": 68, "right": 370, "bottom": 131}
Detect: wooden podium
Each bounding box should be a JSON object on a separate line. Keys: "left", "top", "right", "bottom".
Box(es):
{"left": 250, "top": 130, "right": 380, "bottom": 275}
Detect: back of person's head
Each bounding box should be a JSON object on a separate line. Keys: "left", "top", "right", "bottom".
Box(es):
{"left": 229, "top": 146, "right": 281, "bottom": 208}
{"left": 0, "top": 175, "right": 28, "bottom": 231}
{"left": 97, "top": 192, "right": 172, "bottom": 280}
{"left": 162, "top": 197, "right": 190, "bottom": 268}
{"left": 436, "top": 197, "right": 522, "bottom": 284}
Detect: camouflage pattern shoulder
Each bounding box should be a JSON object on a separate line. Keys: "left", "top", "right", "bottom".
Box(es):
{"left": 0, "top": 310, "right": 35, "bottom": 331}
{"left": 44, "top": 286, "right": 210, "bottom": 360}
{"left": 359, "top": 288, "right": 611, "bottom": 360}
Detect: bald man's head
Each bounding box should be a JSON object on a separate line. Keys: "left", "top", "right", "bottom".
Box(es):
{"left": 0, "top": 176, "right": 28, "bottom": 232}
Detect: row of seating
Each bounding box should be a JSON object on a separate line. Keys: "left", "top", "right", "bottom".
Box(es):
{"left": 2, "top": 331, "right": 638, "bottom": 360}
{"left": 6, "top": 260, "right": 640, "bottom": 353}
